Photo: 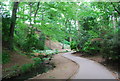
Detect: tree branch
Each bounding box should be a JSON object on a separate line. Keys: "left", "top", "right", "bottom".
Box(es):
{"left": 111, "top": 2, "right": 120, "bottom": 15}
{"left": 34, "top": 2, "right": 40, "bottom": 23}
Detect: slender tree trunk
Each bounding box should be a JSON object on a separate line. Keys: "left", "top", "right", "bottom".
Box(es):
{"left": 112, "top": 13, "right": 117, "bottom": 44}
{"left": 112, "top": 14, "right": 116, "bottom": 31}
{"left": 34, "top": 2, "right": 40, "bottom": 32}
{"left": 29, "top": 2, "right": 32, "bottom": 26}
{"left": 34, "top": 2, "right": 40, "bottom": 24}
{"left": 62, "top": 41, "right": 64, "bottom": 49}
{"left": 68, "top": 20, "right": 72, "bottom": 42}
{"left": 28, "top": 2, "right": 33, "bottom": 37}
{"left": 69, "top": 37, "right": 72, "bottom": 42}
{"left": 9, "top": 2, "right": 19, "bottom": 50}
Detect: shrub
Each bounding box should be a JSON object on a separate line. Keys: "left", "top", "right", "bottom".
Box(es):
{"left": 64, "top": 40, "right": 70, "bottom": 45}
{"left": 83, "top": 41, "right": 101, "bottom": 54}
{"left": 101, "top": 28, "right": 120, "bottom": 61}
{"left": 70, "top": 41, "right": 77, "bottom": 50}
{"left": 14, "top": 23, "right": 46, "bottom": 52}
{"left": 2, "top": 16, "right": 11, "bottom": 47}
{"left": 20, "top": 64, "right": 34, "bottom": 73}
{"left": 102, "top": 38, "right": 120, "bottom": 61}
{"left": 32, "top": 57, "right": 42, "bottom": 64}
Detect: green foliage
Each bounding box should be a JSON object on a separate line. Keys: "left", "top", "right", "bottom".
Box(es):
{"left": 32, "top": 57, "right": 42, "bottom": 64}
{"left": 33, "top": 50, "right": 42, "bottom": 53}
{"left": 32, "top": 57, "right": 41, "bottom": 61}
{"left": 20, "top": 63, "right": 34, "bottom": 73}
{"left": 2, "top": 51, "right": 10, "bottom": 64}
{"left": 2, "top": 17, "right": 11, "bottom": 46}
{"left": 2, "top": 2, "right": 120, "bottom": 62}
{"left": 55, "top": 49, "right": 58, "bottom": 54}
{"left": 32, "top": 49, "right": 59, "bottom": 55}
{"left": 44, "top": 46, "right": 51, "bottom": 50}
{"left": 37, "top": 33, "right": 45, "bottom": 50}
{"left": 70, "top": 41, "right": 77, "bottom": 50}
{"left": 22, "top": 35, "right": 38, "bottom": 51}
{"left": 83, "top": 41, "right": 101, "bottom": 54}
{"left": 2, "top": 3, "right": 11, "bottom": 45}
{"left": 3, "top": 65, "right": 19, "bottom": 78}
{"left": 43, "top": 57, "right": 50, "bottom": 61}
{"left": 3, "top": 63, "right": 34, "bottom": 78}
{"left": 14, "top": 23, "right": 45, "bottom": 52}
{"left": 63, "top": 40, "right": 70, "bottom": 45}
{"left": 101, "top": 29, "right": 120, "bottom": 60}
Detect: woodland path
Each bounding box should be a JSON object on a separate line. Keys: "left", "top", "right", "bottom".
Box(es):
{"left": 28, "top": 52, "right": 118, "bottom": 81}
{"left": 27, "top": 52, "right": 78, "bottom": 80}
{"left": 63, "top": 52, "right": 118, "bottom": 80}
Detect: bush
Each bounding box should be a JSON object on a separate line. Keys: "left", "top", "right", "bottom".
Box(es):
{"left": 64, "top": 40, "right": 70, "bottom": 45}
{"left": 83, "top": 41, "right": 101, "bottom": 54}
{"left": 2, "top": 51, "right": 10, "bottom": 64}
{"left": 2, "top": 17, "right": 11, "bottom": 47}
{"left": 102, "top": 38, "right": 120, "bottom": 60}
{"left": 20, "top": 64, "right": 34, "bottom": 73}
{"left": 3, "top": 64, "right": 34, "bottom": 78}
{"left": 101, "top": 28, "right": 120, "bottom": 61}
{"left": 70, "top": 41, "right": 77, "bottom": 50}
{"left": 14, "top": 22, "right": 46, "bottom": 52}
{"left": 32, "top": 57, "right": 42, "bottom": 65}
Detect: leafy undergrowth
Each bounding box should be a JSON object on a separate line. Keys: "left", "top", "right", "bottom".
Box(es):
{"left": 3, "top": 55, "right": 51, "bottom": 78}
{"left": 2, "top": 49, "right": 70, "bottom": 80}
{"left": 2, "top": 62, "right": 55, "bottom": 81}
{"left": 2, "top": 51, "right": 11, "bottom": 64}
{"left": 26, "top": 49, "right": 70, "bottom": 58}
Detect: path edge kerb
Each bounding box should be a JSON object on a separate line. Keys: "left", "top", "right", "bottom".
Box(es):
{"left": 69, "top": 53, "right": 118, "bottom": 80}
{"left": 61, "top": 52, "right": 80, "bottom": 80}
{"left": 27, "top": 52, "right": 79, "bottom": 80}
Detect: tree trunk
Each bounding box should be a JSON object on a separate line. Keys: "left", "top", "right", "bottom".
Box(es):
{"left": 28, "top": 2, "right": 33, "bottom": 37}
{"left": 9, "top": 2, "right": 19, "bottom": 50}
{"left": 34, "top": 2, "right": 40, "bottom": 24}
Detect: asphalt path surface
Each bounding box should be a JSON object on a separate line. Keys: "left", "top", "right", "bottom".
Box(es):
{"left": 62, "top": 52, "right": 118, "bottom": 80}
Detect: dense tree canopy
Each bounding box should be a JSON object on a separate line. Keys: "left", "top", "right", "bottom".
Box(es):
{"left": 2, "top": 2, "right": 120, "bottom": 60}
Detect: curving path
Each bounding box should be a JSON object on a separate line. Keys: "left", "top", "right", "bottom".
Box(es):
{"left": 27, "top": 52, "right": 78, "bottom": 80}
{"left": 62, "top": 52, "right": 118, "bottom": 80}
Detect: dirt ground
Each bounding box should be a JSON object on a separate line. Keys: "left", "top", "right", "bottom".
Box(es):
{"left": 45, "top": 40, "right": 62, "bottom": 50}
{"left": 3, "top": 52, "right": 33, "bottom": 69}
{"left": 3, "top": 39, "right": 62, "bottom": 69}
{"left": 27, "top": 53, "right": 79, "bottom": 80}
{"left": 45, "top": 39, "right": 70, "bottom": 50}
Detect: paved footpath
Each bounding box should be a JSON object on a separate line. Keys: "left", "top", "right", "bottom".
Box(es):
{"left": 62, "top": 52, "right": 118, "bottom": 80}
{"left": 27, "top": 53, "right": 78, "bottom": 81}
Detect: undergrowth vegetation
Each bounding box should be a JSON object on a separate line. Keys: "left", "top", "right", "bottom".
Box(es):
{"left": 2, "top": 51, "right": 10, "bottom": 64}
{"left": 2, "top": 49, "right": 57, "bottom": 79}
